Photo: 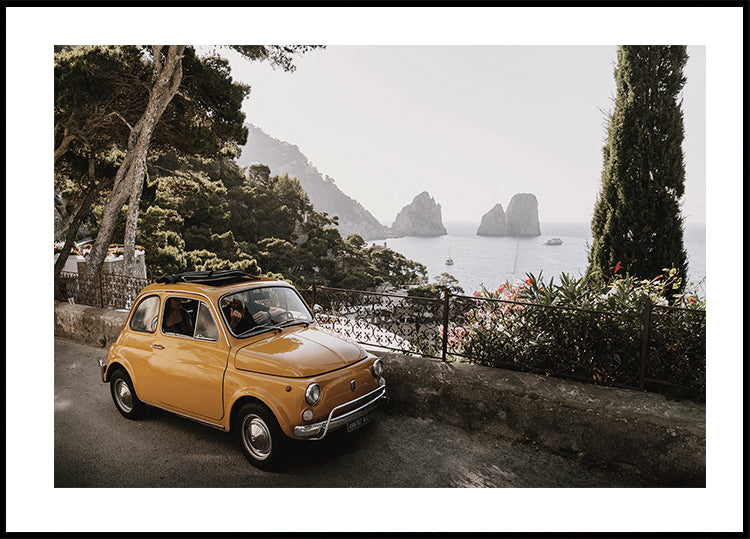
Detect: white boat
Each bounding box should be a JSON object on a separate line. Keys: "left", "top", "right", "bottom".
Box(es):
{"left": 445, "top": 257, "right": 454, "bottom": 265}
{"left": 543, "top": 237, "right": 563, "bottom": 246}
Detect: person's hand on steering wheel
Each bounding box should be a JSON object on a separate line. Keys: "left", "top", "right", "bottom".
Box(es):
{"left": 252, "top": 310, "right": 271, "bottom": 324}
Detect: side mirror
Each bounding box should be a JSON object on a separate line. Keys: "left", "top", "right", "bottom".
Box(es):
{"left": 313, "top": 304, "right": 323, "bottom": 314}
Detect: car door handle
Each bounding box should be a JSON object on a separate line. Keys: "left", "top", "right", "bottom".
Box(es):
{"left": 151, "top": 344, "right": 165, "bottom": 350}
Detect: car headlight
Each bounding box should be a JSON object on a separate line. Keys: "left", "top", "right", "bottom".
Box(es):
{"left": 372, "top": 359, "right": 384, "bottom": 378}
{"left": 305, "top": 383, "right": 321, "bottom": 406}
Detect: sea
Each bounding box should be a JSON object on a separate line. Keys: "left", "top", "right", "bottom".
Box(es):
{"left": 369, "top": 221, "right": 706, "bottom": 298}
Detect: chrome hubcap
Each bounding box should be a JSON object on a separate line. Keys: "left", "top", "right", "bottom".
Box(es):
{"left": 115, "top": 380, "right": 133, "bottom": 413}
{"left": 242, "top": 414, "right": 272, "bottom": 460}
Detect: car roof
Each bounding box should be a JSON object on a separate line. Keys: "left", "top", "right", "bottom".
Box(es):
{"left": 138, "top": 273, "right": 293, "bottom": 302}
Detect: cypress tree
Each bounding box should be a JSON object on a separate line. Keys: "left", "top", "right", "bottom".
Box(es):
{"left": 588, "top": 46, "right": 689, "bottom": 293}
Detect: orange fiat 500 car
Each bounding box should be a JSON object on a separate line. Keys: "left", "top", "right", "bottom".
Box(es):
{"left": 100, "top": 270, "right": 387, "bottom": 469}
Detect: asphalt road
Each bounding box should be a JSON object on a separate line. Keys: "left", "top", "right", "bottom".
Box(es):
{"left": 54, "top": 337, "right": 645, "bottom": 488}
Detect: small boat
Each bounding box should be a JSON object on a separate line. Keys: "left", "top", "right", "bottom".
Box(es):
{"left": 543, "top": 237, "right": 563, "bottom": 246}
{"left": 445, "top": 257, "right": 454, "bottom": 265}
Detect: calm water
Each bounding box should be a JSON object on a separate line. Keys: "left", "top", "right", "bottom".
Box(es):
{"left": 371, "top": 221, "right": 706, "bottom": 297}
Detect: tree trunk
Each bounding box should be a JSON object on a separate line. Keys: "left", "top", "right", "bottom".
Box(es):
{"left": 54, "top": 158, "right": 113, "bottom": 297}
{"left": 83, "top": 150, "right": 138, "bottom": 274}
{"left": 121, "top": 153, "right": 146, "bottom": 274}
{"left": 85, "top": 45, "right": 185, "bottom": 277}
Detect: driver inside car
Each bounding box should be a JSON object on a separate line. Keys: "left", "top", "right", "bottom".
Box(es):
{"left": 223, "top": 291, "right": 285, "bottom": 334}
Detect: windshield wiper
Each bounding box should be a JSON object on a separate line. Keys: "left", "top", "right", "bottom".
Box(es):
{"left": 237, "top": 324, "right": 279, "bottom": 338}
{"left": 277, "top": 319, "right": 310, "bottom": 329}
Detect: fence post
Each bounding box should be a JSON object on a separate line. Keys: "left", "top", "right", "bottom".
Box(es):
{"left": 639, "top": 296, "right": 653, "bottom": 391}
{"left": 441, "top": 290, "right": 451, "bottom": 360}
{"left": 311, "top": 283, "right": 317, "bottom": 310}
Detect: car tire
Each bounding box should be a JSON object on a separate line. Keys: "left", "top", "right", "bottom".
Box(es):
{"left": 235, "top": 402, "right": 286, "bottom": 469}
{"left": 110, "top": 369, "right": 146, "bottom": 420}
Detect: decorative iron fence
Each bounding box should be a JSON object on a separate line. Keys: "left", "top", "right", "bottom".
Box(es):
{"left": 645, "top": 304, "right": 707, "bottom": 395}
{"left": 303, "top": 284, "right": 706, "bottom": 401}
{"left": 302, "top": 286, "right": 445, "bottom": 355}
{"left": 56, "top": 271, "right": 152, "bottom": 310}
{"left": 54, "top": 272, "right": 705, "bottom": 400}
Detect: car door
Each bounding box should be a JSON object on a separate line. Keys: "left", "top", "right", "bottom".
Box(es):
{"left": 146, "top": 295, "right": 230, "bottom": 421}
{"left": 118, "top": 294, "right": 162, "bottom": 397}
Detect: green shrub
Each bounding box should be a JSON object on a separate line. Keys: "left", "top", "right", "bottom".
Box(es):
{"left": 447, "top": 270, "right": 705, "bottom": 401}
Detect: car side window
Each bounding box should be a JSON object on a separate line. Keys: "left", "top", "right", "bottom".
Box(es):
{"left": 130, "top": 295, "right": 161, "bottom": 333}
{"left": 194, "top": 302, "right": 220, "bottom": 341}
{"left": 162, "top": 297, "right": 198, "bottom": 337}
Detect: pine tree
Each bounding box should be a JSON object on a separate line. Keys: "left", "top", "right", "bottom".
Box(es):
{"left": 588, "top": 46, "right": 689, "bottom": 293}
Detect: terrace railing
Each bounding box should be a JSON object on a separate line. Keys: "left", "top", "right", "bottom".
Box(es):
{"left": 55, "top": 271, "right": 152, "bottom": 311}
{"left": 303, "top": 284, "right": 706, "bottom": 401}
{"left": 53, "top": 273, "right": 706, "bottom": 400}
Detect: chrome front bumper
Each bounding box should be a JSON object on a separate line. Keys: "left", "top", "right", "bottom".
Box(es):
{"left": 293, "top": 382, "right": 387, "bottom": 440}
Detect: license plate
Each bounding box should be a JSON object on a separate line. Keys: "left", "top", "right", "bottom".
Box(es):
{"left": 346, "top": 414, "right": 369, "bottom": 433}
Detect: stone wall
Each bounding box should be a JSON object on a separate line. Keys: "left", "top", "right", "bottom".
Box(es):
{"left": 379, "top": 352, "right": 705, "bottom": 486}
{"left": 54, "top": 301, "right": 705, "bottom": 486}
{"left": 54, "top": 302, "right": 129, "bottom": 348}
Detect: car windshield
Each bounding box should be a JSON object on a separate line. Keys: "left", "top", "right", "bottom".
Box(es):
{"left": 220, "top": 285, "right": 314, "bottom": 337}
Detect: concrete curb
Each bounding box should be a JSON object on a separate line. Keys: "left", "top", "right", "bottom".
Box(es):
{"left": 54, "top": 301, "right": 705, "bottom": 486}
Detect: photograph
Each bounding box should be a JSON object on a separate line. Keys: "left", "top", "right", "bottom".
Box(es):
{"left": 5, "top": 4, "right": 744, "bottom": 536}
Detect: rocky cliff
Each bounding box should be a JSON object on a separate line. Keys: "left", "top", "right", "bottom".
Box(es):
{"left": 505, "top": 193, "right": 541, "bottom": 236}
{"left": 236, "top": 124, "right": 391, "bottom": 240}
{"left": 476, "top": 203, "right": 507, "bottom": 236}
{"left": 477, "top": 194, "right": 541, "bottom": 236}
{"left": 391, "top": 192, "right": 447, "bottom": 237}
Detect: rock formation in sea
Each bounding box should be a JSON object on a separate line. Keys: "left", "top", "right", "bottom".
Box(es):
{"left": 505, "top": 193, "right": 541, "bottom": 236}
{"left": 391, "top": 191, "right": 447, "bottom": 237}
{"left": 237, "top": 124, "right": 392, "bottom": 240}
{"left": 476, "top": 203, "right": 507, "bottom": 236}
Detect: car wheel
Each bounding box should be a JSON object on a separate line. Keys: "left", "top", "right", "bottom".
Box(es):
{"left": 110, "top": 369, "right": 146, "bottom": 419}
{"left": 235, "top": 402, "right": 286, "bottom": 469}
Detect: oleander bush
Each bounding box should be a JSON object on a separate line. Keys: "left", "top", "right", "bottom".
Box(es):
{"left": 447, "top": 269, "right": 706, "bottom": 401}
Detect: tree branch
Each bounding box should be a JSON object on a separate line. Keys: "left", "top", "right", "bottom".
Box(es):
{"left": 153, "top": 45, "right": 164, "bottom": 77}
{"left": 109, "top": 111, "right": 134, "bottom": 133}
{"left": 54, "top": 131, "right": 76, "bottom": 164}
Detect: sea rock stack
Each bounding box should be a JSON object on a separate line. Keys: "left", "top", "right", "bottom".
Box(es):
{"left": 391, "top": 191, "right": 447, "bottom": 237}
{"left": 476, "top": 203, "right": 507, "bottom": 236}
{"left": 505, "top": 193, "right": 541, "bottom": 236}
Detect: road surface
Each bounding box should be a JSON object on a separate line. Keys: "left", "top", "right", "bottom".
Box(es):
{"left": 54, "top": 337, "right": 645, "bottom": 488}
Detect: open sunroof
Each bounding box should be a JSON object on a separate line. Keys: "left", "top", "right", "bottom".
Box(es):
{"left": 155, "top": 270, "right": 260, "bottom": 287}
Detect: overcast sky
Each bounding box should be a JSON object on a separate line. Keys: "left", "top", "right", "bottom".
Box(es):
{"left": 225, "top": 44, "right": 707, "bottom": 224}
{"left": 6, "top": 5, "right": 744, "bottom": 535}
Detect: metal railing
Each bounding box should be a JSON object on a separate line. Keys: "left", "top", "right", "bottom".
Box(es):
{"left": 303, "top": 284, "right": 706, "bottom": 400}
{"left": 54, "top": 272, "right": 705, "bottom": 399}
{"left": 55, "top": 271, "right": 152, "bottom": 310}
